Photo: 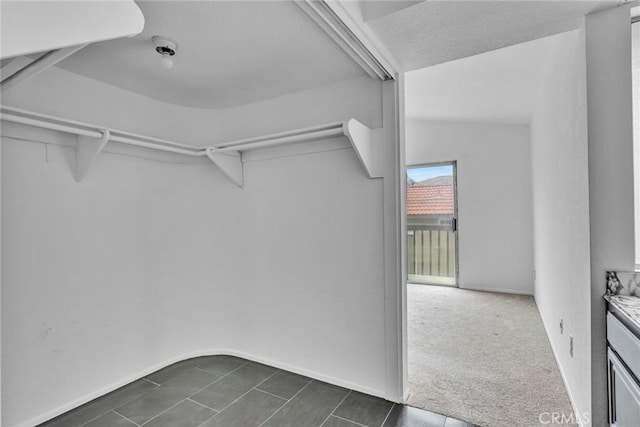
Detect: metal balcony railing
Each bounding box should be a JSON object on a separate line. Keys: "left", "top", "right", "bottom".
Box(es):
{"left": 407, "top": 224, "right": 455, "bottom": 278}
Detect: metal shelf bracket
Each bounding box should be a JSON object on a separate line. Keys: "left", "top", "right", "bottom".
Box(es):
{"left": 206, "top": 147, "right": 244, "bottom": 188}
{"left": 75, "top": 129, "right": 110, "bottom": 182}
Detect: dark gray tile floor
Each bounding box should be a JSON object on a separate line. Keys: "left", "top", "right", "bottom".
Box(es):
{"left": 39, "top": 356, "right": 477, "bottom": 427}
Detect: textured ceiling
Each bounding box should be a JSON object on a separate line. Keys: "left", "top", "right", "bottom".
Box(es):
{"left": 365, "top": 0, "right": 617, "bottom": 71}
{"left": 360, "top": 1, "right": 424, "bottom": 22}
{"left": 405, "top": 34, "right": 555, "bottom": 123}
{"left": 51, "top": 0, "right": 622, "bottom": 109}
{"left": 55, "top": 1, "right": 365, "bottom": 109}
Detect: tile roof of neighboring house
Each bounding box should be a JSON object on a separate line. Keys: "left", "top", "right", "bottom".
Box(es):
{"left": 406, "top": 184, "right": 454, "bottom": 216}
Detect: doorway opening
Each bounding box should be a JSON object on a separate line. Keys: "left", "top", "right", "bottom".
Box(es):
{"left": 406, "top": 162, "right": 457, "bottom": 287}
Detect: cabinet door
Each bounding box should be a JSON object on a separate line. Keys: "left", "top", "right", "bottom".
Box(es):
{"left": 608, "top": 349, "right": 640, "bottom": 426}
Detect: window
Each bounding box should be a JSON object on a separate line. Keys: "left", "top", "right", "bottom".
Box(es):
{"left": 406, "top": 163, "right": 457, "bottom": 286}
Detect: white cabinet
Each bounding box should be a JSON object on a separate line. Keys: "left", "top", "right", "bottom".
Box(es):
{"left": 608, "top": 313, "right": 640, "bottom": 381}
{"left": 608, "top": 347, "right": 640, "bottom": 425}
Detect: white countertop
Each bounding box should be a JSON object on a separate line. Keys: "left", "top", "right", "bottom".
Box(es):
{"left": 605, "top": 294, "right": 640, "bottom": 330}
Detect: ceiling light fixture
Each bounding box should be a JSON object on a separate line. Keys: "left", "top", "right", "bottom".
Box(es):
{"left": 152, "top": 36, "right": 178, "bottom": 69}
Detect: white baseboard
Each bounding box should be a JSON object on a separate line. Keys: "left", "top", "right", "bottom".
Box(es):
{"left": 459, "top": 285, "right": 534, "bottom": 296}
{"left": 22, "top": 350, "right": 214, "bottom": 427}
{"left": 23, "top": 348, "right": 388, "bottom": 427}
{"left": 225, "top": 348, "right": 387, "bottom": 400}
{"left": 533, "top": 303, "right": 586, "bottom": 427}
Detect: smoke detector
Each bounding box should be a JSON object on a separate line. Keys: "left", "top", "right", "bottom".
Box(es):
{"left": 152, "top": 36, "right": 178, "bottom": 69}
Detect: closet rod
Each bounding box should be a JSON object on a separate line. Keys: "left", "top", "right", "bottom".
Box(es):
{"left": 215, "top": 126, "right": 344, "bottom": 153}
{"left": 0, "top": 106, "right": 207, "bottom": 157}
{"left": 1, "top": 105, "right": 378, "bottom": 184}
{"left": 0, "top": 106, "right": 351, "bottom": 156}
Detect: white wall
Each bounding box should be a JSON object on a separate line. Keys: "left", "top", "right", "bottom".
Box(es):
{"left": 0, "top": 66, "right": 383, "bottom": 146}
{"left": 585, "top": 6, "right": 636, "bottom": 427}
{"left": 634, "top": 20, "right": 640, "bottom": 267}
{"left": 0, "top": 66, "right": 221, "bottom": 146}
{"left": 1, "top": 96, "right": 3, "bottom": 425}
{"left": 403, "top": 36, "right": 553, "bottom": 124}
{"left": 405, "top": 120, "right": 534, "bottom": 294}
{"left": 1, "top": 67, "right": 401, "bottom": 426}
{"left": 1, "top": 134, "right": 238, "bottom": 426}
{"left": 530, "top": 28, "right": 591, "bottom": 423}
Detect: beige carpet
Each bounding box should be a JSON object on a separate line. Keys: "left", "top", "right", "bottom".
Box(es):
{"left": 407, "top": 284, "right": 575, "bottom": 427}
